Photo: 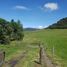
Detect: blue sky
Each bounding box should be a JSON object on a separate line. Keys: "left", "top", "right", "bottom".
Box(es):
{"left": 0, "top": 0, "right": 67, "bottom": 28}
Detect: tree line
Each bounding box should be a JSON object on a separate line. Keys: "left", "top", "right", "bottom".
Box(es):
{"left": 0, "top": 18, "right": 24, "bottom": 44}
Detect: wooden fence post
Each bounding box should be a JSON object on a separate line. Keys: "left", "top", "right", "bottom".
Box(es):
{"left": 39, "top": 44, "right": 42, "bottom": 64}
{"left": 0, "top": 51, "right": 5, "bottom": 66}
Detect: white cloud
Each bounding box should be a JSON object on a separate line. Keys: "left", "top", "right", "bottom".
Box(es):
{"left": 38, "top": 25, "right": 48, "bottom": 29}
{"left": 43, "top": 3, "right": 59, "bottom": 11}
{"left": 14, "top": 5, "right": 29, "bottom": 10}
{"left": 38, "top": 26, "right": 43, "bottom": 29}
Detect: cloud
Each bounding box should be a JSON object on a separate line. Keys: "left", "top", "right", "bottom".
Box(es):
{"left": 13, "top": 5, "right": 29, "bottom": 10}
{"left": 42, "top": 3, "right": 59, "bottom": 11}
{"left": 38, "top": 26, "right": 43, "bottom": 29}
{"left": 38, "top": 25, "right": 48, "bottom": 29}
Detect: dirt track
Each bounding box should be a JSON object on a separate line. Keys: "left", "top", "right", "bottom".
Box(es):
{"left": 2, "top": 45, "right": 55, "bottom": 67}
{"left": 41, "top": 47, "right": 55, "bottom": 67}
{"left": 3, "top": 51, "right": 27, "bottom": 67}
{"left": 34, "top": 45, "right": 55, "bottom": 67}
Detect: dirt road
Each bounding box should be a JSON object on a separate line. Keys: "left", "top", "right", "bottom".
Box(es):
{"left": 2, "top": 45, "right": 55, "bottom": 67}
{"left": 3, "top": 51, "right": 27, "bottom": 67}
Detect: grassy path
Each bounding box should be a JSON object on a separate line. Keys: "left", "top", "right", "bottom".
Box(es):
{"left": 15, "top": 45, "right": 39, "bottom": 67}
{"left": 3, "top": 51, "right": 27, "bottom": 67}
{"left": 2, "top": 44, "right": 39, "bottom": 67}
{"left": 41, "top": 47, "right": 55, "bottom": 67}
{"left": 2, "top": 44, "right": 57, "bottom": 67}
{"left": 33, "top": 45, "right": 55, "bottom": 67}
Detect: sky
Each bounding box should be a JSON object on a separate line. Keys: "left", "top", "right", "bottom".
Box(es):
{"left": 0, "top": 0, "right": 67, "bottom": 28}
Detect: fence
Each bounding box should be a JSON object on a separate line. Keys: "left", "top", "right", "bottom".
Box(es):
{"left": 0, "top": 51, "right": 5, "bottom": 66}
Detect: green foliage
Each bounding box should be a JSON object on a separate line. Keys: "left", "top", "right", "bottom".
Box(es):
{"left": 10, "top": 19, "right": 24, "bottom": 40}
{"left": 0, "top": 18, "right": 24, "bottom": 44}
{"left": 47, "top": 17, "right": 67, "bottom": 29}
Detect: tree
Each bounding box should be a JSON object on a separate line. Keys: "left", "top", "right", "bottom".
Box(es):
{"left": 0, "top": 18, "right": 24, "bottom": 44}
{"left": 0, "top": 18, "right": 10, "bottom": 44}
{"left": 10, "top": 19, "right": 24, "bottom": 40}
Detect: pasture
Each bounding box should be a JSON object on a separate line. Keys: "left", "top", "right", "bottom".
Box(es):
{"left": 0, "top": 29, "right": 67, "bottom": 67}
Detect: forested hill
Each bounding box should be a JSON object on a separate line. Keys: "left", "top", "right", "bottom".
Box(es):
{"left": 47, "top": 17, "right": 67, "bottom": 29}
{"left": 24, "top": 28, "right": 39, "bottom": 31}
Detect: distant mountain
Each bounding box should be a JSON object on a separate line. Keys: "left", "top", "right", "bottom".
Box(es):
{"left": 47, "top": 17, "right": 67, "bottom": 29}
{"left": 24, "top": 28, "right": 39, "bottom": 31}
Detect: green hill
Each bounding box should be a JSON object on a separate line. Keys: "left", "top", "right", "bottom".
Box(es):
{"left": 24, "top": 28, "right": 39, "bottom": 31}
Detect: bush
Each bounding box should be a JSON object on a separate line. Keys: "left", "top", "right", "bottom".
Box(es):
{"left": 0, "top": 18, "right": 24, "bottom": 44}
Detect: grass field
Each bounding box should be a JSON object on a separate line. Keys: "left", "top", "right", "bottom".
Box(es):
{"left": 0, "top": 29, "right": 67, "bottom": 67}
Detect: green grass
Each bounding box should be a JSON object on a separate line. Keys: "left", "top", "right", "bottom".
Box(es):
{"left": 0, "top": 41, "right": 28, "bottom": 61}
{"left": 24, "top": 29, "right": 67, "bottom": 67}
{"left": 0, "top": 29, "right": 67, "bottom": 67}
{"left": 15, "top": 48, "right": 39, "bottom": 67}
